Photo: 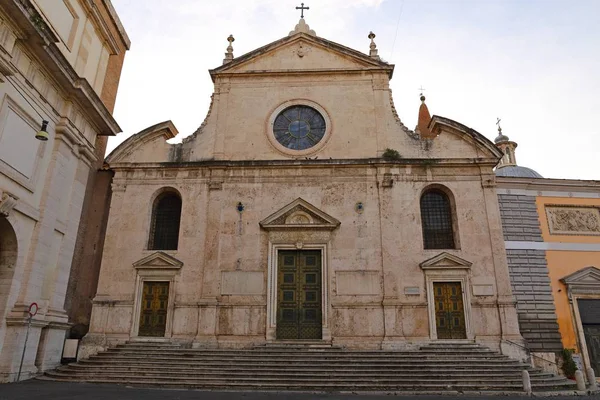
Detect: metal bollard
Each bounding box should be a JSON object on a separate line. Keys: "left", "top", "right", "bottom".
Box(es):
{"left": 575, "top": 370, "right": 586, "bottom": 391}
{"left": 522, "top": 370, "right": 532, "bottom": 394}
{"left": 587, "top": 367, "right": 598, "bottom": 391}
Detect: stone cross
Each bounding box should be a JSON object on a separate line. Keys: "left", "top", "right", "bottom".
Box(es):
{"left": 296, "top": 3, "right": 309, "bottom": 18}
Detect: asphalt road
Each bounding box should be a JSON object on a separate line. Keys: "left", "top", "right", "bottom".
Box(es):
{"left": 1, "top": 381, "right": 599, "bottom": 400}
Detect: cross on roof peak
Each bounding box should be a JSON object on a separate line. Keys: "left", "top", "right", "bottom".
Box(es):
{"left": 296, "top": 3, "right": 309, "bottom": 19}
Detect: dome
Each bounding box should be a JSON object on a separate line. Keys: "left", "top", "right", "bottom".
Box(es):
{"left": 495, "top": 165, "right": 543, "bottom": 178}
{"left": 494, "top": 133, "right": 510, "bottom": 143}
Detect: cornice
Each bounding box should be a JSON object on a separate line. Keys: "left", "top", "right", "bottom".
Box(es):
{"left": 1, "top": 0, "right": 121, "bottom": 136}
{"left": 496, "top": 176, "right": 600, "bottom": 193}
{"left": 213, "top": 67, "right": 394, "bottom": 80}
{"left": 106, "top": 157, "right": 500, "bottom": 171}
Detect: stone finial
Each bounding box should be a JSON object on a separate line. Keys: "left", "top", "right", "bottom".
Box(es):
{"left": 289, "top": 18, "right": 316, "bottom": 36}
{"left": 368, "top": 31, "right": 380, "bottom": 60}
{"left": 0, "top": 190, "right": 18, "bottom": 216}
{"left": 222, "top": 34, "right": 235, "bottom": 65}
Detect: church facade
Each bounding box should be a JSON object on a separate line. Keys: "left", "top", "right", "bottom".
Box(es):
{"left": 81, "top": 19, "right": 524, "bottom": 357}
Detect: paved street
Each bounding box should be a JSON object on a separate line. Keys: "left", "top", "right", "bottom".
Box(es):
{"left": 0, "top": 380, "right": 598, "bottom": 400}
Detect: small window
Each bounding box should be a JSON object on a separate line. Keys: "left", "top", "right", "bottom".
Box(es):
{"left": 420, "top": 189, "right": 455, "bottom": 249}
{"left": 148, "top": 192, "right": 182, "bottom": 250}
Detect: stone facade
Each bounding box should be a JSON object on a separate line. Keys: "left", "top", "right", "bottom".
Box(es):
{"left": 0, "top": 0, "right": 128, "bottom": 382}
{"left": 82, "top": 20, "right": 524, "bottom": 358}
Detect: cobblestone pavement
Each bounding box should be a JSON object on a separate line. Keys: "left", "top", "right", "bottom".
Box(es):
{"left": 1, "top": 381, "right": 599, "bottom": 400}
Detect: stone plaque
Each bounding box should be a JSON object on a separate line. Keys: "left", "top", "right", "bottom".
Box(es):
{"left": 336, "top": 271, "right": 381, "bottom": 296}
{"left": 404, "top": 286, "right": 420, "bottom": 296}
{"left": 221, "top": 271, "right": 264, "bottom": 295}
{"left": 472, "top": 284, "right": 494, "bottom": 296}
{"left": 546, "top": 206, "right": 600, "bottom": 235}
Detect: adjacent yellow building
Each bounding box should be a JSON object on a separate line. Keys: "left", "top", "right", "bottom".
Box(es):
{"left": 495, "top": 128, "right": 600, "bottom": 377}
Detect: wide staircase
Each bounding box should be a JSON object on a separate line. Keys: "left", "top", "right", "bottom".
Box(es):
{"left": 41, "top": 341, "right": 577, "bottom": 393}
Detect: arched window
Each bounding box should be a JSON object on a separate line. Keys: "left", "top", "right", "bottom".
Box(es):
{"left": 148, "top": 192, "right": 182, "bottom": 250}
{"left": 420, "top": 189, "right": 455, "bottom": 249}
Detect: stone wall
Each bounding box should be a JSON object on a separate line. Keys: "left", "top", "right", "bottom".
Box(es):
{"left": 498, "top": 194, "right": 562, "bottom": 351}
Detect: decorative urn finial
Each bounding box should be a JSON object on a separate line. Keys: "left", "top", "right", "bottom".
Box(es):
{"left": 223, "top": 34, "right": 235, "bottom": 64}
{"left": 368, "top": 31, "right": 380, "bottom": 60}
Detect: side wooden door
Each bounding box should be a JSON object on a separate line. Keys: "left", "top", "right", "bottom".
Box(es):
{"left": 433, "top": 282, "right": 467, "bottom": 339}
{"left": 138, "top": 281, "right": 169, "bottom": 337}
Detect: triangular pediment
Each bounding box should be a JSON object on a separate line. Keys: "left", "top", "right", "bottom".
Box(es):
{"left": 561, "top": 266, "right": 600, "bottom": 285}
{"left": 419, "top": 252, "right": 473, "bottom": 270}
{"left": 260, "top": 198, "right": 340, "bottom": 231}
{"left": 133, "top": 251, "right": 183, "bottom": 270}
{"left": 211, "top": 34, "right": 393, "bottom": 79}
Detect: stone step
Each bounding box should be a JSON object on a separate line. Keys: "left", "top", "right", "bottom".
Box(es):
{"left": 109, "top": 346, "right": 498, "bottom": 355}
{"left": 76, "top": 360, "right": 532, "bottom": 372}
{"left": 39, "top": 374, "right": 576, "bottom": 391}
{"left": 54, "top": 367, "right": 559, "bottom": 381}
{"left": 83, "top": 356, "right": 524, "bottom": 365}
{"left": 41, "top": 341, "right": 576, "bottom": 393}
{"left": 43, "top": 370, "right": 567, "bottom": 384}
{"left": 85, "top": 358, "right": 524, "bottom": 367}
{"left": 100, "top": 350, "right": 512, "bottom": 359}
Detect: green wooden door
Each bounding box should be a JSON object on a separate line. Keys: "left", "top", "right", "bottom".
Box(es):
{"left": 276, "top": 250, "right": 322, "bottom": 340}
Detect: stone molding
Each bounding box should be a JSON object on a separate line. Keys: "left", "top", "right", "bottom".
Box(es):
{"left": 0, "top": 190, "right": 18, "bottom": 216}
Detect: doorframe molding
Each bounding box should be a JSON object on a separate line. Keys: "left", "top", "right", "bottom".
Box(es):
{"left": 266, "top": 242, "right": 330, "bottom": 341}
{"left": 561, "top": 267, "right": 600, "bottom": 375}
{"left": 130, "top": 252, "right": 183, "bottom": 338}
{"left": 425, "top": 276, "right": 473, "bottom": 340}
{"left": 569, "top": 294, "right": 600, "bottom": 375}
{"left": 420, "top": 253, "right": 474, "bottom": 340}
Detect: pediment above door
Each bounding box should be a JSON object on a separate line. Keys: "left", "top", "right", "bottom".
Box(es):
{"left": 260, "top": 198, "right": 340, "bottom": 231}
{"left": 133, "top": 251, "right": 183, "bottom": 270}
{"left": 419, "top": 252, "right": 473, "bottom": 270}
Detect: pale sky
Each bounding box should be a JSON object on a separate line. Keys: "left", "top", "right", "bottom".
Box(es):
{"left": 109, "top": 0, "right": 600, "bottom": 180}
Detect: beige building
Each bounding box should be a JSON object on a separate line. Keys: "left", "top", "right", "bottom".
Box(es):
{"left": 82, "top": 19, "right": 525, "bottom": 357}
{"left": 0, "top": 0, "right": 128, "bottom": 382}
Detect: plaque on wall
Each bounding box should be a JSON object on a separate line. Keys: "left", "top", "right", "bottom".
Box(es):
{"left": 545, "top": 206, "right": 600, "bottom": 236}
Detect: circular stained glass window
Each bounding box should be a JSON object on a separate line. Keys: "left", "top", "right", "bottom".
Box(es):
{"left": 273, "top": 105, "right": 326, "bottom": 151}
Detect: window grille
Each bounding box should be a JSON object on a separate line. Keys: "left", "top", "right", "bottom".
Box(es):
{"left": 420, "top": 190, "right": 455, "bottom": 249}
{"left": 149, "top": 193, "right": 182, "bottom": 250}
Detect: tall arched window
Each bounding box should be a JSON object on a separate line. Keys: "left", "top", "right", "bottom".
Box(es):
{"left": 148, "top": 192, "right": 182, "bottom": 250}
{"left": 420, "top": 189, "right": 455, "bottom": 249}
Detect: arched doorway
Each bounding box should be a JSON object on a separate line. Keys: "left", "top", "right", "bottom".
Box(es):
{"left": 0, "top": 216, "right": 18, "bottom": 320}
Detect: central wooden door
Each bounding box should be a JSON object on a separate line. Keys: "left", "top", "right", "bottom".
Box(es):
{"left": 138, "top": 281, "right": 169, "bottom": 337}
{"left": 277, "top": 250, "right": 322, "bottom": 340}
{"left": 433, "top": 282, "right": 466, "bottom": 339}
